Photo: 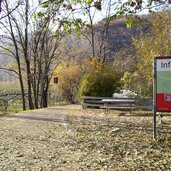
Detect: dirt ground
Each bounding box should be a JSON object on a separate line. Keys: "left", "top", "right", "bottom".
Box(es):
{"left": 0, "top": 105, "right": 171, "bottom": 171}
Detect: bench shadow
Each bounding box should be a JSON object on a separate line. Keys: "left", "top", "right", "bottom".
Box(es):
{"left": 3, "top": 115, "right": 70, "bottom": 123}
{"left": 2, "top": 113, "right": 171, "bottom": 133}
{"left": 1, "top": 114, "right": 110, "bottom": 126}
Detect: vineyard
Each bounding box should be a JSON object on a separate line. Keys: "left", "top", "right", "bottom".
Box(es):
{"left": 0, "top": 89, "right": 63, "bottom": 114}
{"left": 0, "top": 91, "right": 24, "bottom": 114}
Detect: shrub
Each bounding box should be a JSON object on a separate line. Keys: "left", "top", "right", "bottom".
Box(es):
{"left": 79, "top": 65, "right": 122, "bottom": 97}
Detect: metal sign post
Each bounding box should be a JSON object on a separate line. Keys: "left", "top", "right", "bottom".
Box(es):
{"left": 153, "top": 56, "right": 171, "bottom": 140}
{"left": 153, "top": 58, "right": 157, "bottom": 140}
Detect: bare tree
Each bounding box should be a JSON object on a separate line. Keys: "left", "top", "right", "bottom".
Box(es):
{"left": 0, "top": 0, "right": 26, "bottom": 110}
{"left": 0, "top": 0, "right": 64, "bottom": 109}
{"left": 72, "top": 0, "right": 115, "bottom": 62}
{"left": 30, "top": 17, "right": 63, "bottom": 108}
{"left": 0, "top": 0, "right": 20, "bottom": 20}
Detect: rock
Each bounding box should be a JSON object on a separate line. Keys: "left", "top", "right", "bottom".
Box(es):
{"left": 16, "top": 154, "right": 24, "bottom": 157}
{"left": 110, "top": 128, "right": 120, "bottom": 133}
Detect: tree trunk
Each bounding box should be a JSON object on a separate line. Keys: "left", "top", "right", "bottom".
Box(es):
{"left": 40, "top": 75, "right": 49, "bottom": 108}
{"left": 25, "top": 0, "right": 34, "bottom": 109}
{"left": 88, "top": 7, "right": 95, "bottom": 58}
{"left": 4, "top": 0, "right": 26, "bottom": 110}
{"left": 42, "top": 89, "right": 48, "bottom": 108}
{"left": 26, "top": 63, "right": 34, "bottom": 109}
{"left": 17, "top": 59, "right": 26, "bottom": 110}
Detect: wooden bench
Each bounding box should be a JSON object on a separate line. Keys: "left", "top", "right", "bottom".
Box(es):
{"left": 82, "top": 96, "right": 153, "bottom": 111}
{"left": 82, "top": 96, "right": 112, "bottom": 108}
{"left": 101, "top": 98, "right": 136, "bottom": 110}
{"left": 101, "top": 98, "right": 153, "bottom": 111}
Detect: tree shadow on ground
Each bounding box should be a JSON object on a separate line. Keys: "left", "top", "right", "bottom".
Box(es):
{"left": 1, "top": 112, "right": 171, "bottom": 134}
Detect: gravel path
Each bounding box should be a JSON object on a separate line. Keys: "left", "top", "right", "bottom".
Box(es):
{"left": 0, "top": 105, "right": 169, "bottom": 171}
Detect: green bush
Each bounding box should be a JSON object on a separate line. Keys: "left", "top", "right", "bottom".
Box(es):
{"left": 79, "top": 66, "right": 122, "bottom": 97}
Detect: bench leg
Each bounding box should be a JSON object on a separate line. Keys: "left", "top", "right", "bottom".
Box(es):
{"left": 103, "top": 103, "right": 109, "bottom": 114}
{"left": 159, "top": 114, "right": 163, "bottom": 125}
{"left": 104, "top": 107, "right": 109, "bottom": 114}
{"left": 130, "top": 103, "right": 132, "bottom": 114}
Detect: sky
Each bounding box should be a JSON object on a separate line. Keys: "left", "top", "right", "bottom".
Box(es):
{"left": 0, "top": 0, "right": 170, "bottom": 35}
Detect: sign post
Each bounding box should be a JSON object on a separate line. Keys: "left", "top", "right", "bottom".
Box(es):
{"left": 153, "top": 56, "right": 171, "bottom": 140}
{"left": 153, "top": 58, "right": 157, "bottom": 140}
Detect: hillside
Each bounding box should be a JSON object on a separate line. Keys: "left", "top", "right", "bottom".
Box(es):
{"left": 96, "top": 16, "right": 150, "bottom": 71}
{"left": 60, "top": 14, "right": 150, "bottom": 72}
{"left": 0, "top": 35, "right": 15, "bottom": 81}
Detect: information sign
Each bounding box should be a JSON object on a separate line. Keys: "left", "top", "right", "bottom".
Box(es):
{"left": 155, "top": 57, "right": 171, "bottom": 112}
{"left": 153, "top": 56, "right": 171, "bottom": 140}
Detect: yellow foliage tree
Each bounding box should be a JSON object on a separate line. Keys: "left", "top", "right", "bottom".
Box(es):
{"left": 51, "top": 60, "right": 83, "bottom": 103}
{"left": 133, "top": 11, "right": 171, "bottom": 95}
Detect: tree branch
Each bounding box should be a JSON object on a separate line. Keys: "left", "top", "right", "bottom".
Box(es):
{"left": 0, "top": 67, "right": 19, "bottom": 76}
{"left": 0, "top": 1, "right": 20, "bottom": 20}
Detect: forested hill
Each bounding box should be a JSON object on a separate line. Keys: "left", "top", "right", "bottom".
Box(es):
{"left": 95, "top": 16, "right": 149, "bottom": 71}
{"left": 61, "top": 14, "right": 150, "bottom": 72}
